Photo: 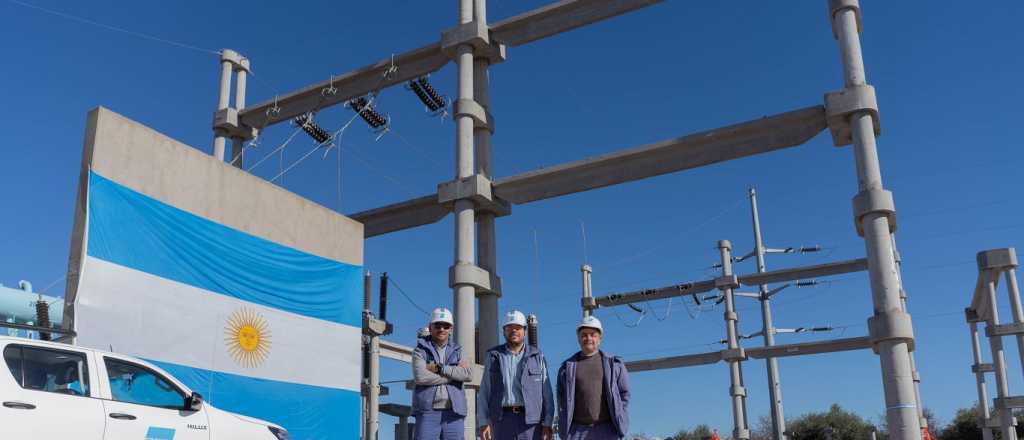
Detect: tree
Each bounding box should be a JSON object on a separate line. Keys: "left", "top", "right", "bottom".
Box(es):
{"left": 669, "top": 424, "right": 715, "bottom": 440}
{"left": 938, "top": 406, "right": 982, "bottom": 440}
{"left": 786, "top": 404, "right": 880, "bottom": 440}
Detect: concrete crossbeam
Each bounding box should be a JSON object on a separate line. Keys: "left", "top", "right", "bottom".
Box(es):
{"left": 493, "top": 106, "right": 827, "bottom": 204}
{"left": 239, "top": 0, "right": 663, "bottom": 129}
{"left": 349, "top": 106, "right": 828, "bottom": 237}
{"left": 626, "top": 350, "right": 723, "bottom": 372}
{"left": 380, "top": 339, "right": 414, "bottom": 364}
{"left": 746, "top": 336, "right": 872, "bottom": 360}
{"left": 489, "top": 0, "right": 664, "bottom": 47}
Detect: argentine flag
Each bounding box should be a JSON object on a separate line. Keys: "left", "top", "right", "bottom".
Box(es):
{"left": 73, "top": 171, "right": 363, "bottom": 439}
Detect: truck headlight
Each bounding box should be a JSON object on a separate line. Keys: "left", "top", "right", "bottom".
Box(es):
{"left": 268, "top": 426, "right": 291, "bottom": 440}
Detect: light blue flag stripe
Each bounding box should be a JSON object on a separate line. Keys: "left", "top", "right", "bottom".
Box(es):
{"left": 86, "top": 170, "right": 362, "bottom": 327}
{"left": 151, "top": 359, "right": 360, "bottom": 440}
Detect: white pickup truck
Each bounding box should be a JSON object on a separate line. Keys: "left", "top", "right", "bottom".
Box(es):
{"left": 1, "top": 336, "right": 290, "bottom": 439}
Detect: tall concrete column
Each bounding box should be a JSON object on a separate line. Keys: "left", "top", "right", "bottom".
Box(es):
{"left": 1003, "top": 265, "right": 1024, "bottom": 381}
{"left": 230, "top": 58, "right": 249, "bottom": 168}
{"left": 969, "top": 320, "right": 995, "bottom": 440}
{"left": 719, "top": 240, "right": 750, "bottom": 440}
{"left": 366, "top": 329, "right": 381, "bottom": 440}
{"left": 452, "top": 1, "right": 478, "bottom": 438}
{"left": 473, "top": 0, "right": 498, "bottom": 356}
{"left": 830, "top": 3, "right": 921, "bottom": 440}
{"left": 749, "top": 188, "right": 786, "bottom": 440}
{"left": 582, "top": 264, "right": 593, "bottom": 318}
{"left": 212, "top": 50, "right": 235, "bottom": 161}
{"left": 891, "top": 239, "right": 927, "bottom": 432}
{"left": 984, "top": 273, "right": 1017, "bottom": 440}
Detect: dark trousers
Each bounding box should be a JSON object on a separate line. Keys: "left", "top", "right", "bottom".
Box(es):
{"left": 415, "top": 409, "right": 464, "bottom": 440}
{"left": 494, "top": 410, "right": 543, "bottom": 440}
{"left": 566, "top": 421, "right": 620, "bottom": 440}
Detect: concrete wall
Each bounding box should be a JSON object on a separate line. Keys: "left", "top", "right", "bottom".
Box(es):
{"left": 62, "top": 107, "right": 363, "bottom": 332}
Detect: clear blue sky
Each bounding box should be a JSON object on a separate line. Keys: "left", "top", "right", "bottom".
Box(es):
{"left": 2, "top": 0, "right": 1023, "bottom": 438}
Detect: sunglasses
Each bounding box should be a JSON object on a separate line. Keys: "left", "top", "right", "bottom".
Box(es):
{"left": 432, "top": 323, "right": 452, "bottom": 330}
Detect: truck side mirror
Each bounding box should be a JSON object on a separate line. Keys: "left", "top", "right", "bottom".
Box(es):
{"left": 185, "top": 391, "right": 204, "bottom": 411}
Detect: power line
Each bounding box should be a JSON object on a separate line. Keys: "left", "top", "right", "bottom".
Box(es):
{"left": 387, "top": 276, "right": 430, "bottom": 316}
{"left": 8, "top": 0, "right": 221, "bottom": 56}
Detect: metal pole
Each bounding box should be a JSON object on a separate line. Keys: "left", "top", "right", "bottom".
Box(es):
{"left": 969, "top": 321, "right": 994, "bottom": 440}
{"left": 984, "top": 272, "right": 1017, "bottom": 440}
{"left": 831, "top": 4, "right": 921, "bottom": 440}
{"left": 213, "top": 50, "right": 234, "bottom": 161}
{"left": 367, "top": 331, "right": 381, "bottom": 440}
{"left": 474, "top": 0, "right": 498, "bottom": 357}
{"left": 749, "top": 188, "right": 786, "bottom": 440}
{"left": 582, "top": 264, "right": 593, "bottom": 318}
{"left": 1003, "top": 264, "right": 1024, "bottom": 381}
{"left": 453, "top": 1, "right": 478, "bottom": 438}
{"left": 719, "top": 240, "right": 750, "bottom": 440}
{"left": 397, "top": 416, "right": 410, "bottom": 440}
{"left": 230, "top": 58, "right": 248, "bottom": 168}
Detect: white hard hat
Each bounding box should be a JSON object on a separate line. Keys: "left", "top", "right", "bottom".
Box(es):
{"left": 503, "top": 310, "right": 527, "bottom": 328}
{"left": 430, "top": 308, "right": 454, "bottom": 326}
{"left": 576, "top": 315, "right": 603, "bottom": 334}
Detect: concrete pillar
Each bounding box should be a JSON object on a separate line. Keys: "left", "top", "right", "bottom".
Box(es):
{"left": 969, "top": 321, "right": 995, "bottom": 440}
{"left": 719, "top": 240, "right": 750, "bottom": 440}
{"left": 474, "top": 7, "right": 499, "bottom": 356}
{"left": 985, "top": 272, "right": 1017, "bottom": 440}
{"left": 891, "top": 238, "right": 927, "bottom": 432}
{"left": 230, "top": 58, "right": 249, "bottom": 168}
{"left": 453, "top": 1, "right": 478, "bottom": 437}
{"left": 366, "top": 332, "right": 381, "bottom": 440}
{"left": 396, "top": 417, "right": 411, "bottom": 440}
{"left": 212, "top": 49, "right": 235, "bottom": 161}
{"left": 749, "top": 188, "right": 786, "bottom": 440}
{"left": 830, "top": 4, "right": 922, "bottom": 440}
{"left": 1003, "top": 265, "right": 1024, "bottom": 382}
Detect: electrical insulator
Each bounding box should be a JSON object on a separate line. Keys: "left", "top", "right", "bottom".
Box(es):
{"left": 796, "top": 280, "right": 819, "bottom": 287}
{"left": 348, "top": 97, "right": 388, "bottom": 129}
{"left": 35, "top": 300, "right": 51, "bottom": 341}
{"left": 527, "top": 315, "right": 539, "bottom": 347}
{"left": 407, "top": 76, "right": 446, "bottom": 112}
{"left": 294, "top": 114, "right": 332, "bottom": 144}
{"left": 379, "top": 273, "right": 389, "bottom": 322}
{"left": 800, "top": 245, "right": 822, "bottom": 253}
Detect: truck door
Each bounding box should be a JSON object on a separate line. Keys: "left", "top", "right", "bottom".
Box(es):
{"left": 1, "top": 343, "right": 106, "bottom": 439}
{"left": 99, "top": 356, "right": 210, "bottom": 440}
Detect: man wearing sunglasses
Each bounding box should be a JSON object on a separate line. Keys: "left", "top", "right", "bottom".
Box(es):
{"left": 413, "top": 307, "right": 473, "bottom": 440}
{"left": 478, "top": 310, "right": 554, "bottom": 440}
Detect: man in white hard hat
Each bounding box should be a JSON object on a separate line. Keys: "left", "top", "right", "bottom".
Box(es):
{"left": 478, "top": 310, "right": 554, "bottom": 440}
{"left": 412, "top": 307, "right": 474, "bottom": 440}
{"left": 556, "top": 316, "right": 631, "bottom": 440}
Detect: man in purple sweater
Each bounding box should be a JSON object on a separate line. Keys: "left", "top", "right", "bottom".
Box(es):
{"left": 556, "top": 316, "right": 631, "bottom": 440}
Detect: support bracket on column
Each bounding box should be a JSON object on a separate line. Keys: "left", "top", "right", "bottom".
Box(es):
{"left": 722, "top": 347, "right": 747, "bottom": 362}
{"left": 715, "top": 275, "right": 739, "bottom": 290}
{"left": 441, "top": 21, "right": 507, "bottom": 64}
{"left": 852, "top": 188, "right": 896, "bottom": 236}
{"left": 213, "top": 108, "right": 258, "bottom": 141}
{"left": 825, "top": 85, "right": 880, "bottom": 146}
{"left": 724, "top": 311, "right": 738, "bottom": 322}
{"left": 454, "top": 98, "right": 496, "bottom": 133}
{"left": 966, "top": 308, "right": 981, "bottom": 323}
{"left": 363, "top": 314, "right": 392, "bottom": 337}
{"left": 977, "top": 248, "right": 1018, "bottom": 271}
{"left": 581, "top": 296, "right": 597, "bottom": 311}
{"left": 828, "top": 0, "right": 862, "bottom": 39}
{"left": 449, "top": 263, "right": 501, "bottom": 297}
{"left": 438, "top": 174, "right": 511, "bottom": 217}
{"left": 729, "top": 384, "right": 748, "bottom": 397}
{"left": 867, "top": 311, "right": 915, "bottom": 353}
{"left": 734, "top": 428, "right": 751, "bottom": 440}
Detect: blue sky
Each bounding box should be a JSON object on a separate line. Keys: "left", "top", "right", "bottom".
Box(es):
{"left": 1, "top": 0, "right": 1023, "bottom": 438}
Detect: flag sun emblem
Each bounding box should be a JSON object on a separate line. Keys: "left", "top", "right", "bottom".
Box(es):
{"left": 224, "top": 308, "right": 272, "bottom": 367}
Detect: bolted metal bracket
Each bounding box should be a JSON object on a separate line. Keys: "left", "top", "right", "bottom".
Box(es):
{"left": 977, "top": 248, "right": 1018, "bottom": 271}
{"left": 965, "top": 307, "right": 981, "bottom": 323}
{"left": 723, "top": 311, "right": 738, "bottom": 322}
{"left": 213, "top": 108, "right": 258, "bottom": 141}
{"left": 721, "top": 347, "right": 746, "bottom": 362}
{"left": 852, "top": 188, "right": 896, "bottom": 236}
{"left": 972, "top": 363, "right": 995, "bottom": 374}
{"left": 825, "top": 85, "right": 880, "bottom": 147}
{"left": 361, "top": 382, "right": 390, "bottom": 397}
{"left": 449, "top": 263, "right": 498, "bottom": 296}
{"left": 828, "top": 0, "right": 862, "bottom": 39}
{"left": 220, "top": 49, "right": 250, "bottom": 72}
{"left": 715, "top": 275, "right": 739, "bottom": 290}
{"left": 438, "top": 174, "right": 511, "bottom": 217}
{"left": 868, "top": 311, "right": 915, "bottom": 353}
{"left": 440, "top": 20, "right": 506, "bottom": 64}
{"left": 454, "top": 98, "right": 495, "bottom": 133}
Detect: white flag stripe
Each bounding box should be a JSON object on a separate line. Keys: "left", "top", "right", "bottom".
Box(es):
{"left": 75, "top": 256, "right": 361, "bottom": 391}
